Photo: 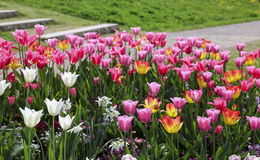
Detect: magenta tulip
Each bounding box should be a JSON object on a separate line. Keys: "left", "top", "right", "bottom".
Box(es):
{"left": 246, "top": 116, "right": 260, "bottom": 131}
{"left": 147, "top": 82, "right": 161, "bottom": 97}
{"left": 206, "top": 109, "right": 220, "bottom": 123}
{"left": 117, "top": 115, "right": 134, "bottom": 132}
{"left": 122, "top": 100, "right": 138, "bottom": 115}
{"left": 170, "top": 97, "right": 186, "bottom": 109}
{"left": 197, "top": 116, "right": 212, "bottom": 132}
{"left": 137, "top": 108, "right": 152, "bottom": 123}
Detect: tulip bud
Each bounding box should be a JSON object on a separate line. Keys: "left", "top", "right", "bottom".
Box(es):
{"left": 7, "top": 72, "right": 15, "bottom": 82}
{"left": 27, "top": 97, "right": 34, "bottom": 104}
{"left": 215, "top": 125, "right": 223, "bottom": 134}
{"left": 70, "top": 88, "right": 77, "bottom": 96}
{"left": 8, "top": 96, "right": 16, "bottom": 105}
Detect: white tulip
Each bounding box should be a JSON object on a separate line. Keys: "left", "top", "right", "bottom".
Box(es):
{"left": 58, "top": 115, "right": 74, "bottom": 130}
{"left": 0, "top": 80, "right": 11, "bottom": 96}
{"left": 45, "top": 98, "right": 64, "bottom": 116}
{"left": 21, "top": 67, "right": 37, "bottom": 83}
{"left": 60, "top": 72, "right": 79, "bottom": 88}
{"left": 19, "top": 107, "right": 43, "bottom": 128}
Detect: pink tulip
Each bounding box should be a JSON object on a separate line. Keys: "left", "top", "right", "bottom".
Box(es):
{"left": 104, "top": 37, "right": 114, "bottom": 46}
{"left": 83, "top": 43, "right": 96, "bottom": 54}
{"left": 70, "top": 88, "right": 77, "bottom": 96}
{"left": 187, "top": 36, "right": 198, "bottom": 45}
{"left": 137, "top": 50, "right": 148, "bottom": 60}
{"left": 27, "top": 97, "right": 34, "bottom": 104}
{"left": 152, "top": 54, "right": 165, "bottom": 63}
{"left": 122, "top": 100, "right": 138, "bottom": 115}
{"left": 97, "top": 42, "right": 106, "bottom": 52}
{"left": 45, "top": 38, "right": 58, "bottom": 47}
{"left": 220, "top": 50, "right": 231, "bottom": 63}
{"left": 246, "top": 116, "right": 260, "bottom": 131}
{"left": 142, "top": 43, "right": 154, "bottom": 52}
{"left": 147, "top": 82, "right": 161, "bottom": 97}
{"left": 131, "top": 27, "right": 141, "bottom": 35}
{"left": 236, "top": 43, "right": 245, "bottom": 51}
{"left": 8, "top": 72, "right": 15, "bottom": 82}
{"left": 202, "top": 71, "right": 212, "bottom": 82}
{"left": 256, "top": 79, "right": 260, "bottom": 88}
{"left": 66, "top": 50, "right": 79, "bottom": 64}
{"left": 91, "top": 52, "right": 102, "bottom": 65}
{"left": 234, "top": 56, "right": 246, "bottom": 68}
{"left": 221, "top": 89, "right": 234, "bottom": 101}
{"left": 208, "top": 97, "right": 227, "bottom": 111}
{"left": 119, "top": 54, "right": 132, "bottom": 66}
{"left": 195, "top": 40, "right": 203, "bottom": 48}
{"left": 145, "top": 32, "right": 155, "bottom": 41}
{"left": 246, "top": 66, "right": 256, "bottom": 75}
{"left": 197, "top": 116, "right": 211, "bottom": 132}
{"left": 213, "top": 45, "right": 220, "bottom": 53}
{"left": 207, "top": 80, "right": 215, "bottom": 89}
{"left": 12, "top": 29, "right": 37, "bottom": 46}
{"left": 29, "top": 83, "right": 39, "bottom": 90}
{"left": 8, "top": 97, "right": 16, "bottom": 105}
{"left": 215, "top": 125, "right": 223, "bottom": 134}
{"left": 170, "top": 97, "right": 186, "bottom": 109}
{"left": 240, "top": 80, "right": 254, "bottom": 92}
{"left": 205, "top": 43, "right": 214, "bottom": 52}
{"left": 214, "top": 64, "right": 224, "bottom": 75}
{"left": 179, "top": 70, "right": 193, "bottom": 82}
{"left": 101, "top": 58, "right": 112, "bottom": 69}
{"left": 51, "top": 51, "right": 67, "bottom": 65}
{"left": 35, "top": 24, "right": 47, "bottom": 36}
{"left": 137, "top": 108, "right": 152, "bottom": 123}
{"left": 157, "top": 62, "right": 171, "bottom": 76}
{"left": 194, "top": 49, "right": 203, "bottom": 58}
{"left": 257, "top": 104, "right": 260, "bottom": 113}
{"left": 190, "top": 89, "right": 203, "bottom": 103}
{"left": 84, "top": 32, "right": 99, "bottom": 40}
{"left": 117, "top": 115, "right": 134, "bottom": 132}
{"left": 206, "top": 109, "right": 220, "bottom": 123}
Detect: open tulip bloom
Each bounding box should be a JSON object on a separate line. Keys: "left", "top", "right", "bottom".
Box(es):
{"left": 0, "top": 26, "right": 259, "bottom": 160}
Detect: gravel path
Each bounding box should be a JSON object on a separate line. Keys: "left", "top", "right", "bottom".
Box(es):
{"left": 166, "top": 21, "right": 260, "bottom": 49}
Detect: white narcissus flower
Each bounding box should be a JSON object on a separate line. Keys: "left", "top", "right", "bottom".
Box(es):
{"left": 121, "top": 154, "right": 137, "bottom": 160}
{"left": 62, "top": 98, "right": 72, "bottom": 113}
{"left": 19, "top": 107, "right": 43, "bottom": 128}
{"left": 21, "top": 67, "right": 37, "bottom": 83}
{"left": 68, "top": 122, "right": 83, "bottom": 133}
{"left": 95, "top": 96, "right": 112, "bottom": 107}
{"left": 45, "top": 98, "right": 64, "bottom": 116}
{"left": 0, "top": 80, "right": 11, "bottom": 96}
{"left": 59, "top": 115, "right": 74, "bottom": 130}
{"left": 60, "top": 72, "right": 79, "bottom": 88}
{"left": 109, "top": 139, "right": 128, "bottom": 153}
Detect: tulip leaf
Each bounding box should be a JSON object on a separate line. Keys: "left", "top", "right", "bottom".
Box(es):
{"left": 214, "top": 138, "right": 230, "bottom": 160}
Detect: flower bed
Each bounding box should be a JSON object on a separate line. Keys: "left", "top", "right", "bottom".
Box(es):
{"left": 0, "top": 25, "right": 259, "bottom": 160}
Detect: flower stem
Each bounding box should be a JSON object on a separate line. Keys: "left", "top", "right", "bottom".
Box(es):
{"left": 253, "top": 131, "right": 256, "bottom": 155}
{"left": 52, "top": 117, "right": 56, "bottom": 158}
{"left": 28, "top": 128, "right": 32, "bottom": 160}
{"left": 124, "top": 132, "right": 127, "bottom": 154}
{"left": 130, "top": 128, "right": 134, "bottom": 154}
{"left": 64, "top": 132, "right": 67, "bottom": 160}
{"left": 204, "top": 132, "right": 207, "bottom": 160}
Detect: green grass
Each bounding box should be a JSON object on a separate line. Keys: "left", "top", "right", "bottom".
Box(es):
{"left": 0, "top": 1, "right": 99, "bottom": 41}
{"left": 2, "top": 0, "right": 260, "bottom": 32}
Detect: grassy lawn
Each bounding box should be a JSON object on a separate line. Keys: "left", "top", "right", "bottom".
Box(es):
{"left": 2, "top": 0, "right": 260, "bottom": 32}
{"left": 0, "top": 1, "right": 99, "bottom": 41}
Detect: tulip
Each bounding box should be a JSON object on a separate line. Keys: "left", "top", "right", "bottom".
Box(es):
{"left": 214, "top": 64, "right": 223, "bottom": 75}
{"left": 157, "top": 62, "right": 171, "bottom": 76}
{"left": 144, "top": 97, "right": 162, "bottom": 113}
{"left": 202, "top": 71, "right": 212, "bottom": 82}
{"left": 221, "top": 89, "right": 234, "bottom": 101}
{"left": 256, "top": 79, "right": 260, "bottom": 88}
{"left": 45, "top": 38, "right": 58, "bottom": 47}
{"left": 131, "top": 27, "right": 141, "bottom": 35}
{"left": 58, "top": 40, "right": 69, "bottom": 51}
{"left": 136, "top": 108, "right": 152, "bottom": 123}
{"left": 93, "top": 77, "right": 100, "bottom": 85}
{"left": 51, "top": 51, "right": 67, "bottom": 65}
{"left": 101, "top": 58, "right": 112, "bottom": 69}
{"left": 117, "top": 115, "right": 134, "bottom": 132}
{"left": 7, "top": 72, "right": 15, "bottom": 82}
{"left": 147, "top": 82, "right": 161, "bottom": 97}
{"left": 197, "top": 116, "right": 211, "bottom": 132}
{"left": 208, "top": 98, "right": 227, "bottom": 111}
{"left": 184, "top": 90, "right": 194, "bottom": 103}
{"left": 122, "top": 100, "right": 138, "bottom": 115}
{"left": 27, "top": 96, "right": 34, "bottom": 104}
{"left": 165, "top": 103, "right": 178, "bottom": 117}
{"left": 170, "top": 97, "right": 186, "bottom": 109}
{"left": 59, "top": 115, "right": 75, "bottom": 130}
{"left": 0, "top": 80, "right": 11, "bottom": 96}
{"left": 134, "top": 60, "right": 151, "bottom": 74}
{"left": 45, "top": 98, "right": 64, "bottom": 116}
{"left": 91, "top": 52, "right": 102, "bottom": 65}
{"left": 21, "top": 67, "right": 37, "bottom": 83}
{"left": 246, "top": 116, "right": 260, "bottom": 131}
{"left": 257, "top": 104, "right": 260, "bottom": 113}
{"left": 206, "top": 109, "right": 220, "bottom": 123}
{"left": 222, "top": 109, "right": 241, "bottom": 125}
{"left": 245, "top": 55, "right": 256, "bottom": 66}
{"left": 190, "top": 89, "right": 203, "bottom": 103}
{"left": 224, "top": 70, "right": 242, "bottom": 83}
{"left": 137, "top": 50, "right": 148, "bottom": 60}
{"left": 159, "top": 116, "right": 183, "bottom": 134}
{"left": 121, "top": 154, "right": 137, "bottom": 160}
{"left": 119, "top": 54, "right": 132, "bottom": 66}
{"left": 220, "top": 50, "right": 231, "bottom": 62}
{"left": 178, "top": 70, "right": 192, "bottom": 82}
{"left": 12, "top": 29, "right": 37, "bottom": 46}
{"left": 240, "top": 79, "right": 254, "bottom": 92}
{"left": 197, "top": 74, "right": 207, "bottom": 88}
{"left": 19, "top": 107, "right": 43, "bottom": 128}
{"left": 8, "top": 96, "right": 16, "bottom": 105}
{"left": 70, "top": 88, "right": 77, "bottom": 96}
{"left": 34, "top": 24, "right": 47, "bottom": 36}
{"left": 234, "top": 56, "right": 246, "bottom": 68}
{"left": 60, "top": 72, "right": 79, "bottom": 88}
{"left": 215, "top": 125, "right": 223, "bottom": 134}
{"left": 229, "top": 155, "right": 241, "bottom": 160}
{"left": 236, "top": 43, "right": 245, "bottom": 51}
{"left": 226, "top": 86, "right": 241, "bottom": 99}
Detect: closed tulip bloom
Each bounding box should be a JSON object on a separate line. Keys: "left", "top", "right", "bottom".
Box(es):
{"left": 222, "top": 109, "right": 241, "bottom": 125}
{"left": 165, "top": 103, "right": 178, "bottom": 117}
{"left": 215, "top": 125, "right": 223, "bottom": 134}
{"left": 197, "top": 116, "right": 212, "bottom": 132}
{"left": 137, "top": 108, "right": 152, "bottom": 123}
{"left": 131, "top": 27, "right": 141, "bottom": 35}
{"left": 19, "top": 107, "right": 43, "bottom": 128}
{"left": 70, "top": 88, "right": 77, "bottom": 96}
{"left": 45, "top": 98, "right": 64, "bottom": 116}
{"left": 206, "top": 109, "right": 221, "bottom": 123}
{"left": 236, "top": 43, "right": 245, "bottom": 51}
{"left": 8, "top": 96, "right": 16, "bottom": 105}
{"left": 60, "top": 72, "right": 79, "bottom": 88}
{"left": 144, "top": 97, "right": 162, "bottom": 113}
{"left": 34, "top": 24, "right": 47, "bottom": 36}
{"left": 134, "top": 60, "right": 151, "bottom": 74}
{"left": 59, "top": 115, "right": 75, "bottom": 130}
{"left": 21, "top": 67, "right": 37, "bottom": 83}
{"left": 117, "top": 115, "right": 134, "bottom": 132}
{"left": 159, "top": 116, "right": 183, "bottom": 134}
{"left": 246, "top": 116, "right": 260, "bottom": 131}
{"left": 0, "top": 80, "right": 11, "bottom": 96}
{"left": 147, "top": 82, "right": 161, "bottom": 97}
{"left": 122, "top": 100, "right": 138, "bottom": 115}
{"left": 170, "top": 97, "right": 186, "bottom": 109}
{"left": 27, "top": 96, "right": 34, "bottom": 104}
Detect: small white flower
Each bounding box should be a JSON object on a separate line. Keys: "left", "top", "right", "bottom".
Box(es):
{"left": 103, "top": 105, "right": 120, "bottom": 123}
{"left": 109, "top": 139, "right": 128, "bottom": 153}
{"left": 62, "top": 98, "right": 72, "bottom": 113}
{"left": 0, "top": 80, "right": 11, "bottom": 96}
{"left": 60, "top": 72, "right": 79, "bottom": 88}
{"left": 21, "top": 67, "right": 37, "bottom": 83}
{"left": 121, "top": 154, "right": 137, "bottom": 160}
{"left": 244, "top": 153, "right": 259, "bottom": 160}
{"left": 96, "top": 96, "right": 112, "bottom": 107}
{"left": 68, "top": 122, "right": 83, "bottom": 133}
{"left": 19, "top": 107, "right": 43, "bottom": 128}
{"left": 45, "top": 98, "right": 64, "bottom": 116}
{"left": 228, "top": 155, "right": 241, "bottom": 160}
{"left": 59, "top": 115, "right": 74, "bottom": 130}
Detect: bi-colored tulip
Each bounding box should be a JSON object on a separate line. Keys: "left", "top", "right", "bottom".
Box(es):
{"left": 134, "top": 60, "right": 151, "bottom": 74}
{"left": 222, "top": 109, "right": 241, "bottom": 125}
{"left": 19, "top": 107, "right": 43, "bottom": 128}
{"left": 117, "top": 115, "right": 134, "bottom": 132}
{"left": 60, "top": 72, "right": 79, "bottom": 88}
{"left": 215, "top": 125, "right": 223, "bottom": 134}
{"left": 34, "top": 24, "right": 47, "bottom": 36}
{"left": 144, "top": 97, "right": 162, "bottom": 113}
{"left": 159, "top": 116, "right": 183, "bottom": 134}
{"left": 165, "top": 103, "right": 178, "bottom": 117}
{"left": 136, "top": 108, "right": 152, "bottom": 123}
